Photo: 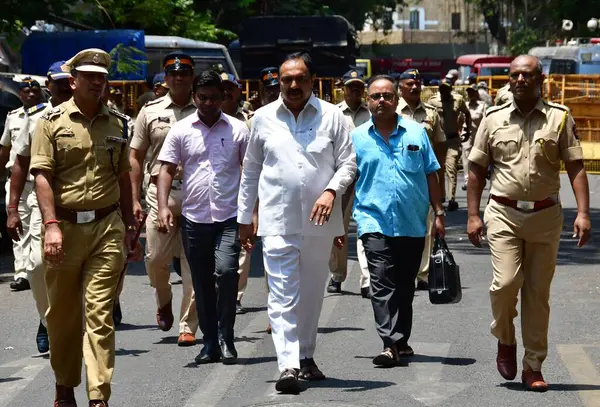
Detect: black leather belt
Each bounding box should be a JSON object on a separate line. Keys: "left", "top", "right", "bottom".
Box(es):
{"left": 55, "top": 204, "right": 119, "bottom": 224}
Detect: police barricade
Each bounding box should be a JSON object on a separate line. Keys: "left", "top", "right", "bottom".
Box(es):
{"left": 108, "top": 80, "right": 146, "bottom": 117}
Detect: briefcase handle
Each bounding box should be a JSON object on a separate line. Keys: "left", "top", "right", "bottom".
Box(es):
{"left": 434, "top": 235, "right": 450, "bottom": 252}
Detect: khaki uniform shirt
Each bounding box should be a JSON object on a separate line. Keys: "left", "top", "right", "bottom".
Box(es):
{"left": 469, "top": 99, "right": 583, "bottom": 202}
{"left": 397, "top": 97, "right": 445, "bottom": 145}
{"left": 336, "top": 101, "right": 371, "bottom": 131}
{"left": 0, "top": 106, "right": 27, "bottom": 170}
{"left": 495, "top": 84, "right": 513, "bottom": 106}
{"left": 30, "top": 98, "right": 132, "bottom": 210}
{"left": 427, "top": 93, "right": 470, "bottom": 136}
{"left": 130, "top": 92, "right": 196, "bottom": 177}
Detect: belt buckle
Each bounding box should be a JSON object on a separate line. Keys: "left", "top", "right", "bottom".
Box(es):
{"left": 516, "top": 200, "right": 535, "bottom": 211}
{"left": 76, "top": 210, "right": 95, "bottom": 224}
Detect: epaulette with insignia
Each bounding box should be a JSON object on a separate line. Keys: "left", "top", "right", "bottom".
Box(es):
{"left": 27, "top": 103, "right": 47, "bottom": 116}
{"left": 8, "top": 107, "right": 24, "bottom": 116}
{"left": 144, "top": 96, "right": 165, "bottom": 107}
{"left": 485, "top": 102, "right": 511, "bottom": 116}
{"left": 544, "top": 100, "right": 569, "bottom": 113}
{"left": 42, "top": 106, "right": 63, "bottom": 121}
{"left": 422, "top": 102, "right": 436, "bottom": 110}
{"left": 108, "top": 108, "right": 130, "bottom": 121}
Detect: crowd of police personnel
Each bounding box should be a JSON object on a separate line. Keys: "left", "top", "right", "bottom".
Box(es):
{"left": 0, "top": 47, "right": 591, "bottom": 405}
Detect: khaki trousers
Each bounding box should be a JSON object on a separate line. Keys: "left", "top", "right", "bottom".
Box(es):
{"left": 461, "top": 139, "right": 473, "bottom": 184}
{"left": 44, "top": 210, "right": 126, "bottom": 401}
{"left": 5, "top": 180, "right": 48, "bottom": 319}
{"left": 145, "top": 183, "right": 197, "bottom": 335}
{"left": 445, "top": 138, "right": 461, "bottom": 201}
{"left": 417, "top": 207, "right": 434, "bottom": 283}
{"left": 329, "top": 193, "right": 370, "bottom": 289}
{"left": 484, "top": 199, "right": 563, "bottom": 371}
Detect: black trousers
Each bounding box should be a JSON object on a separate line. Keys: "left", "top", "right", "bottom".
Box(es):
{"left": 181, "top": 216, "right": 240, "bottom": 347}
{"left": 361, "top": 233, "right": 425, "bottom": 348}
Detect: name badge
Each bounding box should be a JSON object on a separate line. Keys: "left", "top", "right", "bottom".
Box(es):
{"left": 77, "top": 211, "right": 95, "bottom": 224}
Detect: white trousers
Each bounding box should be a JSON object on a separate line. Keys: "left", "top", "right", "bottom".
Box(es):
{"left": 262, "top": 234, "right": 332, "bottom": 372}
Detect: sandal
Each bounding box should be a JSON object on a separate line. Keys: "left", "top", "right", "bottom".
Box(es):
{"left": 299, "top": 358, "right": 326, "bottom": 381}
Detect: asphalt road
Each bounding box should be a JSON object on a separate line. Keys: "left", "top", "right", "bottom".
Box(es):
{"left": 1, "top": 173, "right": 600, "bottom": 407}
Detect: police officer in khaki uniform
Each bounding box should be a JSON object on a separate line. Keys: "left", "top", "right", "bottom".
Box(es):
{"left": 30, "top": 48, "right": 136, "bottom": 407}
{"left": 495, "top": 83, "right": 512, "bottom": 105}
{"left": 0, "top": 77, "right": 46, "bottom": 292}
{"left": 220, "top": 72, "right": 247, "bottom": 121}
{"left": 130, "top": 52, "right": 198, "bottom": 346}
{"left": 461, "top": 84, "right": 486, "bottom": 191}
{"left": 467, "top": 55, "right": 591, "bottom": 392}
{"left": 396, "top": 69, "right": 446, "bottom": 290}
{"left": 327, "top": 69, "right": 371, "bottom": 297}
{"left": 428, "top": 79, "right": 471, "bottom": 211}
{"left": 7, "top": 62, "right": 73, "bottom": 354}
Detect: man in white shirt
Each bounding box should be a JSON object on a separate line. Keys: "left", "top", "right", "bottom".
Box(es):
{"left": 238, "top": 52, "right": 356, "bottom": 394}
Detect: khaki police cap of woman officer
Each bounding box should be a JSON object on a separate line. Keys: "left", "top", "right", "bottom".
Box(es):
{"left": 61, "top": 48, "right": 111, "bottom": 74}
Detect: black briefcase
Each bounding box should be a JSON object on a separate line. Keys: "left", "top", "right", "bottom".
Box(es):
{"left": 428, "top": 235, "right": 462, "bottom": 304}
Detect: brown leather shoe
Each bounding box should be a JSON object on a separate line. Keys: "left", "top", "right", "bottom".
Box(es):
{"left": 156, "top": 299, "right": 174, "bottom": 331}
{"left": 522, "top": 370, "right": 548, "bottom": 392}
{"left": 89, "top": 401, "right": 109, "bottom": 407}
{"left": 177, "top": 333, "right": 196, "bottom": 347}
{"left": 496, "top": 341, "right": 517, "bottom": 380}
{"left": 54, "top": 385, "right": 76, "bottom": 407}
{"left": 266, "top": 323, "right": 272, "bottom": 334}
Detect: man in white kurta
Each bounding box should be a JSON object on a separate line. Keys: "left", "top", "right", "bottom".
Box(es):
{"left": 237, "top": 53, "right": 356, "bottom": 394}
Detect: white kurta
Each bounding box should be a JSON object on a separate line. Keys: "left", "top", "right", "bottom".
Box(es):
{"left": 237, "top": 95, "right": 357, "bottom": 371}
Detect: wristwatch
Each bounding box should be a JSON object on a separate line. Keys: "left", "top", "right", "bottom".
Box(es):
{"left": 435, "top": 209, "right": 446, "bottom": 217}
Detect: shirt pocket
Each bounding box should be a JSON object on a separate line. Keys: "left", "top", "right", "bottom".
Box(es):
{"left": 149, "top": 118, "right": 171, "bottom": 144}
{"left": 395, "top": 147, "right": 424, "bottom": 173}
{"left": 9, "top": 127, "right": 21, "bottom": 144}
{"left": 210, "top": 141, "right": 238, "bottom": 171}
{"left": 533, "top": 129, "right": 560, "bottom": 165}
{"left": 55, "top": 134, "right": 84, "bottom": 167}
{"left": 491, "top": 129, "right": 520, "bottom": 162}
{"left": 306, "top": 131, "right": 332, "bottom": 154}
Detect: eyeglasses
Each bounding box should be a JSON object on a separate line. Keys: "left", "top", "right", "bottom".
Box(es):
{"left": 368, "top": 92, "right": 395, "bottom": 102}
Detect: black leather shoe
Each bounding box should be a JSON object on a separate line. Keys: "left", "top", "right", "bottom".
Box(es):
{"left": 461, "top": 184, "right": 467, "bottom": 191}
{"left": 275, "top": 368, "right": 301, "bottom": 394}
{"left": 361, "top": 287, "right": 371, "bottom": 299}
{"left": 113, "top": 300, "right": 122, "bottom": 327}
{"left": 220, "top": 341, "right": 238, "bottom": 365}
{"left": 416, "top": 280, "right": 428, "bottom": 291}
{"left": 36, "top": 321, "right": 49, "bottom": 353}
{"left": 10, "top": 277, "right": 30, "bottom": 291}
{"left": 326, "top": 278, "right": 341, "bottom": 294}
{"left": 236, "top": 301, "right": 246, "bottom": 315}
{"left": 447, "top": 200, "right": 459, "bottom": 212}
{"left": 194, "top": 345, "right": 221, "bottom": 364}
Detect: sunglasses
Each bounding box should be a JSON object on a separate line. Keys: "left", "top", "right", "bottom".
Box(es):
{"left": 368, "top": 92, "right": 395, "bottom": 102}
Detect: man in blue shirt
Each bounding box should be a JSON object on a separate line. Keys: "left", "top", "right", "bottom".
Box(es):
{"left": 352, "top": 75, "right": 446, "bottom": 366}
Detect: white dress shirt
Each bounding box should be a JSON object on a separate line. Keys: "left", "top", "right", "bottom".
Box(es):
{"left": 238, "top": 95, "right": 357, "bottom": 237}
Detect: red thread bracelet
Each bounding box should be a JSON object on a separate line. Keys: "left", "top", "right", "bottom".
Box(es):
{"left": 44, "top": 219, "right": 60, "bottom": 226}
{"left": 7, "top": 205, "right": 17, "bottom": 209}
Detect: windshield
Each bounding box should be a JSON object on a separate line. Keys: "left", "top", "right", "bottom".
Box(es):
{"left": 550, "top": 59, "right": 578, "bottom": 74}
{"left": 479, "top": 67, "right": 510, "bottom": 76}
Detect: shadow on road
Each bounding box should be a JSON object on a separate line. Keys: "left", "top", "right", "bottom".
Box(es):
{"left": 115, "top": 348, "right": 149, "bottom": 357}
{"left": 307, "top": 376, "right": 396, "bottom": 392}
{"left": 116, "top": 323, "right": 157, "bottom": 332}
{"left": 317, "top": 327, "right": 365, "bottom": 334}
{"left": 0, "top": 377, "right": 22, "bottom": 383}
{"left": 500, "top": 382, "right": 600, "bottom": 392}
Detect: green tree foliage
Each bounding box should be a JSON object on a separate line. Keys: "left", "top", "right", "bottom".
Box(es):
{"left": 466, "top": 0, "right": 600, "bottom": 55}
{"left": 109, "top": 43, "right": 148, "bottom": 76}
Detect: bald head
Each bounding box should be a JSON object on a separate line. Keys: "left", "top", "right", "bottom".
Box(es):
{"left": 509, "top": 55, "right": 544, "bottom": 102}
{"left": 510, "top": 55, "right": 543, "bottom": 76}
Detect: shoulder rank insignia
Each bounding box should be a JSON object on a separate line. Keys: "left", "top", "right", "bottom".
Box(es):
{"left": 42, "top": 106, "right": 63, "bottom": 121}
{"left": 145, "top": 97, "right": 164, "bottom": 107}
{"left": 108, "top": 108, "right": 130, "bottom": 121}
{"left": 27, "top": 103, "right": 48, "bottom": 116}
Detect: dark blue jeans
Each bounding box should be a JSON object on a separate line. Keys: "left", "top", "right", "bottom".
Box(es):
{"left": 181, "top": 216, "right": 240, "bottom": 347}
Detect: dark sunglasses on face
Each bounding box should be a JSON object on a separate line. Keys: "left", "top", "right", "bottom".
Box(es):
{"left": 368, "top": 92, "right": 395, "bottom": 102}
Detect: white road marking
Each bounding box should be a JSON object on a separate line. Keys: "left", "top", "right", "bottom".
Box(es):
{"left": 0, "top": 356, "right": 48, "bottom": 407}
{"left": 557, "top": 344, "right": 600, "bottom": 407}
